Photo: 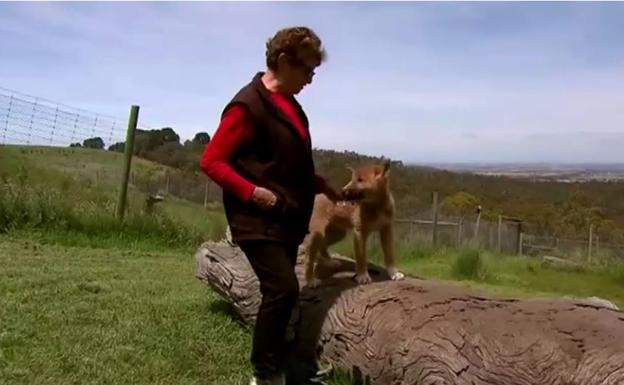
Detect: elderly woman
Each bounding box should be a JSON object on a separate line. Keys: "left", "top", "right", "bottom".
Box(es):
{"left": 200, "top": 26, "right": 341, "bottom": 385}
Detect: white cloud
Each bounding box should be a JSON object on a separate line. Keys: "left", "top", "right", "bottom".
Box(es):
{"left": 1, "top": 2, "right": 623, "bottom": 162}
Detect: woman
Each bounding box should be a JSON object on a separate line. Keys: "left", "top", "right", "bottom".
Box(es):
{"left": 199, "top": 26, "right": 341, "bottom": 385}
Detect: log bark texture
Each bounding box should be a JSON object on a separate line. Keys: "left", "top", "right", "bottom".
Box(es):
{"left": 195, "top": 241, "right": 624, "bottom": 385}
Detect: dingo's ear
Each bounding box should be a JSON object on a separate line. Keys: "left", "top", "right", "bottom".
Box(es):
{"left": 382, "top": 160, "right": 391, "bottom": 177}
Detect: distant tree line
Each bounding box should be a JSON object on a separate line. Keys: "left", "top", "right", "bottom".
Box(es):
{"left": 72, "top": 128, "right": 211, "bottom": 173}
{"left": 70, "top": 128, "right": 624, "bottom": 243}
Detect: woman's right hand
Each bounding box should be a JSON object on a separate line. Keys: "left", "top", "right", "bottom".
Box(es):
{"left": 250, "top": 186, "right": 278, "bottom": 210}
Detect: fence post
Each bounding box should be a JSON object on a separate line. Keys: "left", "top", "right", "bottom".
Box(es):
{"left": 456, "top": 217, "right": 463, "bottom": 247}
{"left": 2, "top": 95, "right": 13, "bottom": 143}
{"left": 116, "top": 105, "right": 139, "bottom": 220}
{"left": 497, "top": 215, "right": 503, "bottom": 253}
{"left": 588, "top": 223, "right": 594, "bottom": 263}
{"left": 515, "top": 221, "right": 522, "bottom": 255}
{"left": 432, "top": 191, "right": 439, "bottom": 246}
{"left": 518, "top": 232, "right": 524, "bottom": 255}
{"left": 473, "top": 205, "right": 482, "bottom": 243}
{"left": 165, "top": 173, "right": 170, "bottom": 195}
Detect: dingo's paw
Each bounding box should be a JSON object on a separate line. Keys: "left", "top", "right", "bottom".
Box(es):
{"left": 391, "top": 271, "right": 405, "bottom": 281}
{"left": 354, "top": 272, "right": 372, "bottom": 285}
{"left": 387, "top": 267, "right": 405, "bottom": 281}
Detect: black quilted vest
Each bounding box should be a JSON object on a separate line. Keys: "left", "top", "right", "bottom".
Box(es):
{"left": 221, "top": 72, "right": 317, "bottom": 245}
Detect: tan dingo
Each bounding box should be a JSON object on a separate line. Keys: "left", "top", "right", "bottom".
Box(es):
{"left": 304, "top": 161, "right": 405, "bottom": 287}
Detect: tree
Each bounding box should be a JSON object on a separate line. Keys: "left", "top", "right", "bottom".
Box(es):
{"left": 134, "top": 127, "right": 181, "bottom": 155}
{"left": 108, "top": 142, "right": 125, "bottom": 152}
{"left": 441, "top": 191, "right": 480, "bottom": 218}
{"left": 82, "top": 137, "right": 104, "bottom": 150}
{"left": 560, "top": 188, "right": 604, "bottom": 237}
{"left": 192, "top": 132, "right": 210, "bottom": 145}
{"left": 184, "top": 132, "right": 211, "bottom": 152}
{"left": 145, "top": 141, "right": 184, "bottom": 167}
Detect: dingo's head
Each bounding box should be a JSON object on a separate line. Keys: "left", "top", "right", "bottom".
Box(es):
{"left": 342, "top": 161, "right": 391, "bottom": 202}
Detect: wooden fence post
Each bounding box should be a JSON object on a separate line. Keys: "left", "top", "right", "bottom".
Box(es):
{"left": 473, "top": 205, "right": 482, "bottom": 243}
{"left": 497, "top": 215, "right": 503, "bottom": 253}
{"left": 588, "top": 223, "right": 594, "bottom": 263}
{"left": 116, "top": 105, "right": 139, "bottom": 220}
{"left": 515, "top": 222, "right": 523, "bottom": 255}
{"left": 518, "top": 232, "right": 524, "bottom": 255}
{"left": 432, "top": 192, "right": 439, "bottom": 246}
{"left": 456, "top": 217, "right": 463, "bottom": 247}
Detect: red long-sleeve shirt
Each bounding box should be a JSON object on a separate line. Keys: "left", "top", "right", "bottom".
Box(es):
{"left": 200, "top": 90, "right": 327, "bottom": 202}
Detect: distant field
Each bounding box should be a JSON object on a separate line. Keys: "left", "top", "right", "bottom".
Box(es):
{"left": 429, "top": 162, "right": 624, "bottom": 182}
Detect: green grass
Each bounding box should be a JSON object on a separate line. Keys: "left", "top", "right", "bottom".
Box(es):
{"left": 2, "top": 242, "right": 622, "bottom": 385}
{"left": 332, "top": 238, "right": 624, "bottom": 309}
{"left": 450, "top": 248, "right": 488, "bottom": 281}
{"left": 0, "top": 182, "right": 221, "bottom": 250}
{"left": 3, "top": 231, "right": 622, "bottom": 385}
{"left": 0, "top": 235, "right": 251, "bottom": 385}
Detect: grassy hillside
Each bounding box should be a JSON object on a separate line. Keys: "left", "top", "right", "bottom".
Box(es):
{"left": 0, "top": 144, "right": 226, "bottom": 247}
{"left": 1, "top": 144, "right": 165, "bottom": 187}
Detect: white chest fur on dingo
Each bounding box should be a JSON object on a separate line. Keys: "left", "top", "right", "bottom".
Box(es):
{"left": 303, "top": 161, "right": 405, "bottom": 287}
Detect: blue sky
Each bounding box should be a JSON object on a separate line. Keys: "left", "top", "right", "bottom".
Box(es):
{"left": 1, "top": 2, "right": 623, "bottom": 164}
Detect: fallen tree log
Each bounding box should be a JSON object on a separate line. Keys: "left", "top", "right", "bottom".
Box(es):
{"left": 195, "top": 241, "right": 624, "bottom": 385}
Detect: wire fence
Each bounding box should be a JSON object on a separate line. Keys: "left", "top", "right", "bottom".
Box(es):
{"left": 0, "top": 86, "right": 225, "bottom": 211}
{"left": 0, "top": 87, "right": 133, "bottom": 148}
{"left": 389, "top": 208, "right": 624, "bottom": 264}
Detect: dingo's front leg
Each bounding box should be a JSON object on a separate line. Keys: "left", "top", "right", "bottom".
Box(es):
{"left": 353, "top": 229, "right": 372, "bottom": 284}
{"left": 304, "top": 234, "right": 323, "bottom": 288}
{"left": 380, "top": 224, "right": 404, "bottom": 281}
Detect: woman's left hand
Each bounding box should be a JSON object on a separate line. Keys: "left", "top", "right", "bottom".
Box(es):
{"left": 322, "top": 185, "right": 343, "bottom": 203}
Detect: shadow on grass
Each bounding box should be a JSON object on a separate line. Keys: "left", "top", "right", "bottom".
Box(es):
{"left": 207, "top": 299, "right": 248, "bottom": 327}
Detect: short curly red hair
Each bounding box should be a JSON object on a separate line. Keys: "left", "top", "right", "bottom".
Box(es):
{"left": 265, "top": 26, "right": 327, "bottom": 71}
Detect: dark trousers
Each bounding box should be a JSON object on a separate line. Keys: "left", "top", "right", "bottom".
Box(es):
{"left": 238, "top": 240, "right": 300, "bottom": 380}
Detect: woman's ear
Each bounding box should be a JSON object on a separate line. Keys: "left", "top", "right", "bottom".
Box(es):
{"left": 276, "top": 52, "right": 289, "bottom": 71}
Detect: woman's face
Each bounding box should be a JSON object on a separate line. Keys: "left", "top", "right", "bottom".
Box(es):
{"left": 276, "top": 51, "right": 320, "bottom": 95}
